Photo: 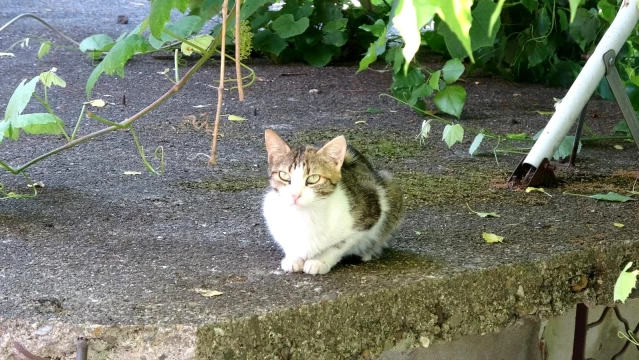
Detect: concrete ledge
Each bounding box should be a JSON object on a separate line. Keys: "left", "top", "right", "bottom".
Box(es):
{"left": 196, "top": 244, "right": 637, "bottom": 359}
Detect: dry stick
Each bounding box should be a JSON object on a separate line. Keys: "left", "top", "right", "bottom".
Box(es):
{"left": 235, "top": 0, "right": 244, "bottom": 101}
{"left": 209, "top": 0, "right": 229, "bottom": 166}
{"left": 4, "top": 33, "right": 224, "bottom": 175}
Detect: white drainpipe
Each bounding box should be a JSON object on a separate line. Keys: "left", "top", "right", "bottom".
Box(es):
{"left": 524, "top": 0, "right": 639, "bottom": 168}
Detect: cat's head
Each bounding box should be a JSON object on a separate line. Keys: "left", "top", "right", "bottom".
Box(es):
{"left": 264, "top": 129, "right": 347, "bottom": 207}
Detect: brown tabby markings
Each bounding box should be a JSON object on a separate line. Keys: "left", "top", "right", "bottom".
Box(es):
{"left": 268, "top": 146, "right": 341, "bottom": 199}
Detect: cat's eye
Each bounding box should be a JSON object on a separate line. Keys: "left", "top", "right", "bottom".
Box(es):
{"left": 306, "top": 174, "right": 321, "bottom": 185}
{"left": 278, "top": 171, "right": 290, "bottom": 181}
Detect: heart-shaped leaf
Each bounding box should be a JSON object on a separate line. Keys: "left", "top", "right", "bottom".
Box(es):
{"left": 433, "top": 85, "right": 467, "bottom": 118}
{"left": 614, "top": 262, "right": 638, "bottom": 303}
{"left": 271, "top": 14, "right": 309, "bottom": 39}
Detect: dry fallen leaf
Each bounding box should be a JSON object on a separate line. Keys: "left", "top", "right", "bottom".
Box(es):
{"left": 123, "top": 171, "right": 141, "bottom": 175}
{"left": 525, "top": 187, "right": 552, "bottom": 197}
{"left": 194, "top": 288, "right": 223, "bottom": 297}
{"left": 227, "top": 115, "right": 247, "bottom": 122}
{"left": 614, "top": 223, "right": 625, "bottom": 228}
{"left": 614, "top": 145, "right": 624, "bottom": 150}
{"left": 482, "top": 232, "right": 504, "bottom": 243}
{"left": 354, "top": 120, "right": 368, "bottom": 125}
{"left": 89, "top": 99, "right": 106, "bottom": 107}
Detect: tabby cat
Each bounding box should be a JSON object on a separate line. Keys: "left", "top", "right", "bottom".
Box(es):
{"left": 262, "top": 129, "right": 404, "bottom": 275}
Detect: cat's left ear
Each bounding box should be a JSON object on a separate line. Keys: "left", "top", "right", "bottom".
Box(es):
{"left": 318, "top": 135, "right": 347, "bottom": 169}
{"left": 265, "top": 129, "right": 291, "bottom": 164}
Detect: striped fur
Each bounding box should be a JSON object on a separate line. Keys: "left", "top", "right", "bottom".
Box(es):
{"left": 263, "top": 129, "right": 404, "bottom": 275}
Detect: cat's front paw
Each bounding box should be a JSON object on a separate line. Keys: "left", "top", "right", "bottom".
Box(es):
{"left": 281, "top": 257, "right": 305, "bottom": 272}
{"left": 303, "top": 259, "right": 331, "bottom": 275}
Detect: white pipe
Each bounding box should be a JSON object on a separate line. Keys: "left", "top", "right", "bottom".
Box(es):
{"left": 524, "top": 0, "right": 639, "bottom": 167}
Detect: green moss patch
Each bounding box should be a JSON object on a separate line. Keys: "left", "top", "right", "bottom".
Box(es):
{"left": 294, "top": 129, "right": 423, "bottom": 160}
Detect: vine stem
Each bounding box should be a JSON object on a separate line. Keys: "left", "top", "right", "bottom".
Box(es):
{"left": 209, "top": 0, "right": 229, "bottom": 166}
{"left": 1, "top": 23, "right": 225, "bottom": 175}
{"left": 235, "top": 0, "right": 244, "bottom": 101}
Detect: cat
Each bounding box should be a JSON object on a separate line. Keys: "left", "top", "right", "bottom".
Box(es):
{"left": 262, "top": 129, "right": 405, "bottom": 275}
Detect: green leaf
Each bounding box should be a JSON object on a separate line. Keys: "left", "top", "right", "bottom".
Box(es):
{"left": 615, "top": 262, "right": 638, "bottom": 303}
{"left": 442, "top": 123, "right": 464, "bottom": 148}
{"left": 557, "top": 9, "right": 569, "bottom": 32}
{"left": 489, "top": 0, "right": 505, "bottom": 35}
{"left": 149, "top": 15, "right": 201, "bottom": 49}
{"left": 506, "top": 132, "right": 527, "bottom": 140}
{"left": 324, "top": 18, "right": 348, "bottom": 33}
{"left": 4, "top": 77, "right": 39, "bottom": 123}
{"left": 358, "top": 43, "right": 378, "bottom": 73}
{"left": 392, "top": 68, "right": 426, "bottom": 89}
{"left": 598, "top": 0, "right": 617, "bottom": 23}
{"left": 253, "top": 29, "right": 287, "bottom": 56}
{"left": 39, "top": 69, "right": 66, "bottom": 88}
{"left": 437, "top": 0, "right": 474, "bottom": 61}
{"left": 437, "top": 21, "right": 467, "bottom": 59}
{"left": 393, "top": 0, "right": 439, "bottom": 72}
{"left": 589, "top": 192, "right": 634, "bottom": 202}
{"left": 521, "top": 0, "right": 538, "bottom": 13}
{"left": 433, "top": 85, "right": 467, "bottom": 118}
{"left": 359, "top": 19, "right": 385, "bottom": 37}
{"left": 613, "top": 121, "right": 631, "bottom": 136}
{"left": 240, "top": 0, "right": 270, "bottom": 21}
{"left": 568, "top": 0, "right": 580, "bottom": 23}
{"left": 535, "top": 8, "right": 551, "bottom": 36}
{"left": 0, "top": 121, "right": 10, "bottom": 144}
{"left": 569, "top": 8, "right": 600, "bottom": 50}
{"left": 469, "top": 133, "right": 484, "bottom": 155}
{"left": 12, "top": 113, "right": 63, "bottom": 135}
{"left": 180, "top": 34, "right": 214, "bottom": 55}
{"left": 271, "top": 14, "right": 309, "bottom": 39}
{"left": 38, "top": 41, "right": 51, "bottom": 60}
{"left": 482, "top": 232, "right": 503, "bottom": 243}
{"left": 149, "top": 0, "right": 189, "bottom": 38}
{"left": 303, "top": 44, "right": 338, "bottom": 67}
{"left": 470, "top": 0, "right": 500, "bottom": 50}
{"left": 553, "top": 135, "right": 579, "bottom": 160}
{"left": 407, "top": 83, "right": 433, "bottom": 106}
{"left": 429, "top": 70, "right": 441, "bottom": 90}
{"left": 79, "top": 34, "right": 115, "bottom": 52}
{"left": 322, "top": 31, "right": 347, "bottom": 47}
{"left": 525, "top": 39, "right": 550, "bottom": 68}
{"left": 86, "top": 34, "right": 149, "bottom": 99}
{"left": 442, "top": 58, "right": 465, "bottom": 84}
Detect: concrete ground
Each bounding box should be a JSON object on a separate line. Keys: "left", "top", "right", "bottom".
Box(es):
{"left": 1, "top": 1, "right": 639, "bottom": 359}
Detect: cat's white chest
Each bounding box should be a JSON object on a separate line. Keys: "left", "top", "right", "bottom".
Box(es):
{"left": 263, "top": 185, "right": 355, "bottom": 259}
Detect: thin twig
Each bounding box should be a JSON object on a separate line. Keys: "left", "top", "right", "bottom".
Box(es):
{"left": 209, "top": 0, "right": 230, "bottom": 166}
{"left": 13, "top": 342, "right": 50, "bottom": 360}
{"left": 0, "top": 13, "right": 79, "bottom": 46}
{"left": 235, "top": 0, "right": 244, "bottom": 101}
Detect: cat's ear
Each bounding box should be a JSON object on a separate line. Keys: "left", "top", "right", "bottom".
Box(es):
{"left": 318, "top": 135, "right": 347, "bottom": 169}
{"left": 265, "top": 129, "right": 291, "bottom": 163}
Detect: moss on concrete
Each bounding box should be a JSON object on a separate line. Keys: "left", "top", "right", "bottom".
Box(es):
{"left": 559, "top": 170, "right": 638, "bottom": 195}
{"left": 196, "top": 242, "right": 639, "bottom": 359}
{"left": 294, "top": 129, "right": 423, "bottom": 160}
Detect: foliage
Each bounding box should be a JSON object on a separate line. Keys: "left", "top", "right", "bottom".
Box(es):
{"left": 249, "top": 0, "right": 388, "bottom": 67}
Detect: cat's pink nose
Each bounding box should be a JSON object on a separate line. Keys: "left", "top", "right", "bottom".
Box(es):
{"left": 292, "top": 194, "right": 301, "bottom": 204}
